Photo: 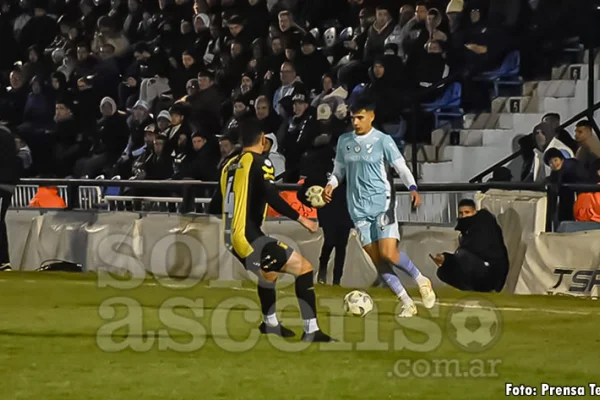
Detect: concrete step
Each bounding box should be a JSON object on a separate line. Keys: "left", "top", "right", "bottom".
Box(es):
{"left": 463, "top": 112, "right": 546, "bottom": 130}
{"left": 583, "top": 49, "right": 600, "bottom": 64}
{"left": 551, "top": 63, "right": 600, "bottom": 81}
{"left": 492, "top": 96, "right": 539, "bottom": 114}
{"left": 403, "top": 144, "right": 452, "bottom": 163}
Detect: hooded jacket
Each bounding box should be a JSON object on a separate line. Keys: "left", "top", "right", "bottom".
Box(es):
{"left": 264, "top": 132, "right": 286, "bottom": 181}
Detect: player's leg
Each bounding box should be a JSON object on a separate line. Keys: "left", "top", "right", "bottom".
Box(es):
{"left": 274, "top": 245, "right": 337, "bottom": 342}
{"left": 317, "top": 223, "right": 336, "bottom": 284}
{"left": 360, "top": 222, "right": 414, "bottom": 314}
{"left": 331, "top": 225, "right": 351, "bottom": 285}
{"left": 377, "top": 233, "right": 437, "bottom": 309}
{"left": 244, "top": 237, "right": 294, "bottom": 338}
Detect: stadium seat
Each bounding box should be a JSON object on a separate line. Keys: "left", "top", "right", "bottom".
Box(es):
{"left": 421, "top": 82, "right": 464, "bottom": 128}
{"left": 104, "top": 176, "right": 122, "bottom": 196}
{"left": 474, "top": 50, "right": 523, "bottom": 98}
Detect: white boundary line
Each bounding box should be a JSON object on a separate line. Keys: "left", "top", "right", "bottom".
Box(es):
{"left": 1, "top": 278, "right": 598, "bottom": 317}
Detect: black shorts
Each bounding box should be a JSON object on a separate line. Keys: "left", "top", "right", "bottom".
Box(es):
{"left": 233, "top": 236, "right": 294, "bottom": 273}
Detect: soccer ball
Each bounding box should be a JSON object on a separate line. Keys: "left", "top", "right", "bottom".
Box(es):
{"left": 343, "top": 290, "right": 374, "bottom": 317}
{"left": 305, "top": 185, "right": 326, "bottom": 208}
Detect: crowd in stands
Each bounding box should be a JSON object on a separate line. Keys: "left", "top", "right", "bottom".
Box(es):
{"left": 516, "top": 117, "right": 600, "bottom": 227}
{"left": 0, "top": 0, "right": 582, "bottom": 188}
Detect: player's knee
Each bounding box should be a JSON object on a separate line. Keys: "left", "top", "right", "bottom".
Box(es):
{"left": 261, "top": 270, "right": 278, "bottom": 283}
{"left": 379, "top": 246, "right": 399, "bottom": 264}
{"left": 299, "top": 258, "right": 313, "bottom": 275}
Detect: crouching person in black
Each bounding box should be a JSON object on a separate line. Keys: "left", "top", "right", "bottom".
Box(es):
{"left": 298, "top": 142, "right": 353, "bottom": 285}
{"left": 430, "top": 199, "right": 509, "bottom": 292}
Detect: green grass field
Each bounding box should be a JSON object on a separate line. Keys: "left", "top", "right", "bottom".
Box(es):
{"left": 1, "top": 272, "right": 599, "bottom": 400}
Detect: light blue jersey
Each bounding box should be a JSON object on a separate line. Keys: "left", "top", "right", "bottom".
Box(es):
{"left": 329, "top": 129, "right": 417, "bottom": 245}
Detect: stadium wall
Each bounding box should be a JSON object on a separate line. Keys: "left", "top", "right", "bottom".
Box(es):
{"left": 6, "top": 188, "right": 555, "bottom": 293}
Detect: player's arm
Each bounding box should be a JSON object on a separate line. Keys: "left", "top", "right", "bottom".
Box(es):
{"left": 324, "top": 139, "right": 346, "bottom": 202}
{"left": 255, "top": 158, "right": 318, "bottom": 232}
{"left": 383, "top": 136, "right": 421, "bottom": 207}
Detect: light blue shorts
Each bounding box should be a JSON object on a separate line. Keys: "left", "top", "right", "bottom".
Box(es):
{"left": 354, "top": 211, "right": 400, "bottom": 246}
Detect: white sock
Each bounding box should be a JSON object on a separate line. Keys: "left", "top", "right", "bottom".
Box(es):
{"left": 397, "top": 289, "right": 413, "bottom": 306}
{"left": 264, "top": 313, "right": 279, "bottom": 327}
{"left": 303, "top": 318, "right": 319, "bottom": 334}
{"left": 415, "top": 273, "right": 429, "bottom": 286}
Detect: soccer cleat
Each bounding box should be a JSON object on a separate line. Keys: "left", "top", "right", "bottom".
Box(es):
{"left": 398, "top": 303, "right": 417, "bottom": 318}
{"left": 301, "top": 330, "right": 338, "bottom": 342}
{"left": 418, "top": 278, "right": 436, "bottom": 309}
{"left": 259, "top": 322, "right": 295, "bottom": 338}
{"left": 0, "top": 264, "right": 12, "bottom": 272}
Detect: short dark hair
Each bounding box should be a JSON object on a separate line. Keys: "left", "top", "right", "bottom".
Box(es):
{"left": 543, "top": 113, "right": 560, "bottom": 121}
{"left": 543, "top": 148, "right": 564, "bottom": 165}
{"left": 416, "top": 0, "right": 428, "bottom": 8}
{"left": 349, "top": 96, "right": 376, "bottom": 114}
{"left": 576, "top": 119, "right": 593, "bottom": 129}
{"left": 239, "top": 117, "right": 264, "bottom": 147}
{"left": 458, "top": 199, "right": 476, "bottom": 209}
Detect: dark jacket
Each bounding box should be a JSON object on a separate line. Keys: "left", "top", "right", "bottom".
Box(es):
{"left": 0, "top": 127, "right": 21, "bottom": 185}
{"left": 443, "top": 209, "right": 509, "bottom": 292}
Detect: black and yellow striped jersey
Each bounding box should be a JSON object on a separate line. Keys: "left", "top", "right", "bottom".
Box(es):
{"left": 210, "top": 151, "right": 300, "bottom": 258}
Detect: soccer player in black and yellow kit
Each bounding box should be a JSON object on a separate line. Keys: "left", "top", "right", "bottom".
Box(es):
{"left": 210, "top": 118, "right": 336, "bottom": 342}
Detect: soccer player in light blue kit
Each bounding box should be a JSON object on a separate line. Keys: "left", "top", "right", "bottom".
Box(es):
{"left": 323, "top": 98, "right": 436, "bottom": 317}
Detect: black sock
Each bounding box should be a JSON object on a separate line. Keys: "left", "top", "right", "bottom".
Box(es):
{"left": 295, "top": 271, "right": 317, "bottom": 320}
{"left": 257, "top": 280, "right": 277, "bottom": 317}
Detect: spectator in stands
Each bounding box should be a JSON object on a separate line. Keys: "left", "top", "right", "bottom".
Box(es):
{"left": 264, "top": 133, "right": 285, "bottom": 181}
{"left": 520, "top": 122, "right": 575, "bottom": 182}
{"left": 53, "top": 96, "right": 86, "bottom": 177}
{"left": 280, "top": 90, "right": 319, "bottom": 183}
{"left": 165, "top": 103, "right": 192, "bottom": 157}
{"left": 186, "top": 131, "right": 219, "bottom": 181}
{"left": 271, "top": 60, "right": 300, "bottom": 117}
{"left": 430, "top": 199, "right": 509, "bottom": 293}
{"left": 544, "top": 148, "right": 587, "bottom": 222}
{"left": 76, "top": 96, "right": 129, "bottom": 178}
{"left": 216, "top": 132, "right": 240, "bottom": 171}
{"left": 15, "top": 135, "right": 32, "bottom": 176}
{"left": 574, "top": 120, "right": 600, "bottom": 173}
{"left": 0, "top": 125, "right": 20, "bottom": 271}
{"left": 255, "top": 95, "right": 282, "bottom": 135}
{"left": 186, "top": 69, "right": 223, "bottom": 134}
{"left": 295, "top": 34, "right": 330, "bottom": 93}
{"left": 542, "top": 113, "right": 578, "bottom": 154}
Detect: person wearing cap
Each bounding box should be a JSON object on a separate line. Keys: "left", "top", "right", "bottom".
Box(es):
{"left": 294, "top": 33, "right": 330, "bottom": 93}
{"left": 75, "top": 96, "right": 129, "bottom": 178}
{"left": 121, "top": 99, "right": 154, "bottom": 162}
{"left": 156, "top": 110, "right": 172, "bottom": 134}
{"left": 165, "top": 102, "right": 192, "bottom": 157}
{"left": 280, "top": 89, "right": 319, "bottom": 183}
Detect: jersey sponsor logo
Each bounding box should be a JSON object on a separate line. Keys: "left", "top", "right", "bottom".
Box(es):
{"left": 262, "top": 165, "right": 275, "bottom": 180}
